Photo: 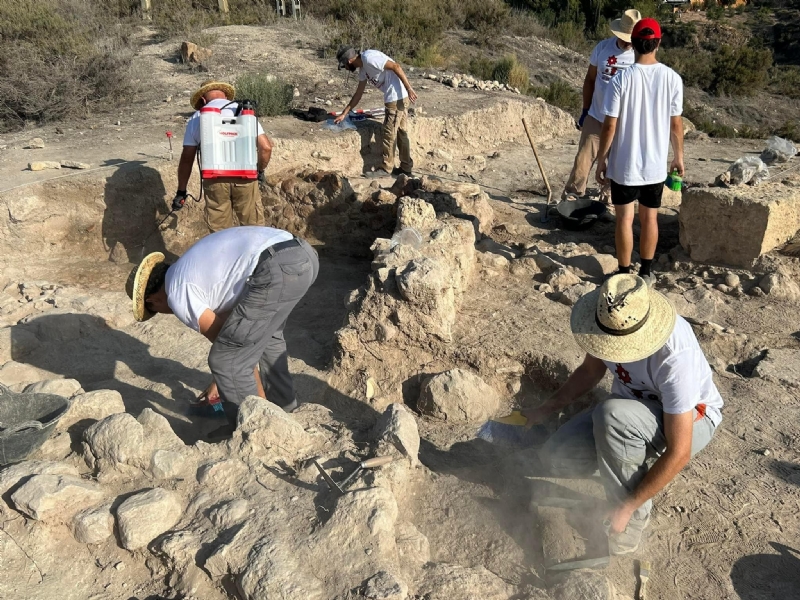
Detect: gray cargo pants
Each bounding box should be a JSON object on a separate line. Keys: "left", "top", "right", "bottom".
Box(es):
{"left": 540, "top": 397, "right": 717, "bottom": 524}
{"left": 208, "top": 238, "right": 318, "bottom": 408}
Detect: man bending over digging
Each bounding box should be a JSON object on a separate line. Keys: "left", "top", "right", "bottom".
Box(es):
{"left": 126, "top": 226, "right": 318, "bottom": 435}
{"left": 524, "top": 274, "right": 722, "bottom": 554}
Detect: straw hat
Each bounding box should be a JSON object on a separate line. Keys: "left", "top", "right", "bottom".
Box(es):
{"left": 570, "top": 274, "right": 676, "bottom": 363}
{"left": 125, "top": 252, "right": 166, "bottom": 322}
{"left": 190, "top": 80, "right": 235, "bottom": 110}
{"left": 610, "top": 9, "right": 642, "bottom": 43}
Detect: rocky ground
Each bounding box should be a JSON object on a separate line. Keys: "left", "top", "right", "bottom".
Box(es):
{"left": 1, "top": 20, "right": 800, "bottom": 600}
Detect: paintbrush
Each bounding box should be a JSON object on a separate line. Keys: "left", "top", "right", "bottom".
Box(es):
{"left": 476, "top": 411, "right": 548, "bottom": 447}
{"left": 637, "top": 559, "right": 651, "bottom": 600}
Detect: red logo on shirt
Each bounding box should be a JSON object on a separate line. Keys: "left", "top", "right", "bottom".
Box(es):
{"left": 607, "top": 55, "right": 618, "bottom": 66}
{"left": 614, "top": 364, "right": 660, "bottom": 402}
{"left": 615, "top": 364, "right": 632, "bottom": 384}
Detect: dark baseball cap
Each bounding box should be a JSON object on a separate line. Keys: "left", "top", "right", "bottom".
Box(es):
{"left": 632, "top": 18, "right": 661, "bottom": 40}
{"left": 336, "top": 46, "right": 358, "bottom": 70}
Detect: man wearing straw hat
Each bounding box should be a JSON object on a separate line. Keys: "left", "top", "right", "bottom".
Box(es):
{"left": 562, "top": 9, "right": 640, "bottom": 202}
{"left": 174, "top": 80, "right": 274, "bottom": 232}
{"left": 126, "top": 226, "right": 318, "bottom": 434}
{"left": 524, "top": 274, "right": 722, "bottom": 554}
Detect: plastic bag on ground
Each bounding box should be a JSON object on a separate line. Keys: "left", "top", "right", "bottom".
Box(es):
{"left": 323, "top": 117, "right": 357, "bottom": 132}
{"left": 390, "top": 227, "right": 422, "bottom": 250}
{"left": 761, "top": 136, "right": 797, "bottom": 165}
{"left": 725, "top": 156, "right": 769, "bottom": 186}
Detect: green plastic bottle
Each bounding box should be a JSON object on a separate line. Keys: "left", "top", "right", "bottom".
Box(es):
{"left": 666, "top": 169, "right": 683, "bottom": 192}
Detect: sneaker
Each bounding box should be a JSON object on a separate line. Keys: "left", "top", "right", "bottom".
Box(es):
{"left": 391, "top": 167, "right": 413, "bottom": 177}
{"left": 608, "top": 514, "right": 650, "bottom": 556}
{"left": 365, "top": 168, "right": 392, "bottom": 179}
{"left": 282, "top": 398, "right": 299, "bottom": 413}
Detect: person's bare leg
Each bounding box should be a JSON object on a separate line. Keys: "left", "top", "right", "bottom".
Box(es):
{"left": 615, "top": 203, "right": 636, "bottom": 270}
{"left": 638, "top": 205, "right": 659, "bottom": 261}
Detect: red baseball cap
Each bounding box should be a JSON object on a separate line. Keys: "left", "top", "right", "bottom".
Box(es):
{"left": 632, "top": 18, "right": 662, "bottom": 40}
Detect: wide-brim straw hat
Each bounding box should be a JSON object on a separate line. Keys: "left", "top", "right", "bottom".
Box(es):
{"left": 570, "top": 274, "right": 676, "bottom": 363}
{"left": 190, "top": 80, "right": 235, "bottom": 110}
{"left": 610, "top": 9, "right": 642, "bottom": 43}
{"left": 125, "top": 252, "right": 165, "bottom": 322}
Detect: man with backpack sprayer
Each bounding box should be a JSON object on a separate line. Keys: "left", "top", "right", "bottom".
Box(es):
{"left": 334, "top": 46, "right": 418, "bottom": 178}
{"left": 173, "top": 80, "right": 274, "bottom": 232}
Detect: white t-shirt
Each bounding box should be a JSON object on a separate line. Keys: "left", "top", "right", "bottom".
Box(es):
{"left": 601, "top": 316, "right": 723, "bottom": 427}
{"left": 165, "top": 226, "right": 293, "bottom": 331}
{"left": 359, "top": 49, "right": 407, "bottom": 104}
{"left": 588, "top": 37, "right": 635, "bottom": 123}
{"left": 182, "top": 98, "right": 265, "bottom": 147}
{"left": 602, "top": 63, "right": 683, "bottom": 186}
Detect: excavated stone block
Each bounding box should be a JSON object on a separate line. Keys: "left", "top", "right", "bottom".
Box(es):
{"left": 418, "top": 369, "right": 500, "bottom": 422}
{"left": 0, "top": 460, "right": 78, "bottom": 498}
{"left": 116, "top": 487, "right": 182, "bottom": 550}
{"left": 679, "top": 184, "right": 800, "bottom": 268}
{"left": 416, "top": 563, "right": 515, "bottom": 600}
{"left": 58, "top": 389, "right": 126, "bottom": 432}
{"left": 236, "top": 396, "right": 314, "bottom": 458}
{"left": 208, "top": 499, "right": 249, "bottom": 529}
{"left": 11, "top": 474, "right": 104, "bottom": 521}
{"left": 395, "top": 521, "right": 430, "bottom": 566}
{"left": 23, "top": 378, "right": 82, "bottom": 398}
{"left": 396, "top": 198, "right": 437, "bottom": 231}
{"left": 754, "top": 348, "right": 800, "bottom": 389}
{"left": 373, "top": 404, "right": 420, "bottom": 466}
{"left": 361, "top": 570, "right": 409, "bottom": 600}
{"left": 71, "top": 503, "right": 114, "bottom": 544}
{"left": 83, "top": 412, "right": 146, "bottom": 469}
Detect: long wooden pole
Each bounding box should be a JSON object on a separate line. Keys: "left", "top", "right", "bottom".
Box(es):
{"left": 522, "top": 118, "right": 552, "bottom": 223}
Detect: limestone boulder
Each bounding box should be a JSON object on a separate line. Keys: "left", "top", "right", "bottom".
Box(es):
{"left": 138, "top": 408, "right": 184, "bottom": 452}
{"left": 372, "top": 404, "right": 420, "bottom": 466}
{"left": 418, "top": 369, "right": 500, "bottom": 422}
{"left": 0, "top": 326, "right": 40, "bottom": 364}
{"left": 754, "top": 349, "right": 800, "bottom": 389}
{"left": 0, "top": 361, "right": 55, "bottom": 389}
{"left": 238, "top": 540, "right": 325, "bottom": 600}
{"left": 150, "top": 449, "right": 187, "bottom": 479}
{"left": 551, "top": 571, "right": 613, "bottom": 600}
{"left": 208, "top": 498, "right": 249, "bottom": 529}
{"left": 236, "top": 396, "right": 315, "bottom": 458}
{"left": 23, "top": 378, "right": 82, "bottom": 398}
{"left": 396, "top": 198, "right": 436, "bottom": 231}
{"left": 416, "top": 563, "right": 515, "bottom": 600}
{"left": 71, "top": 503, "right": 114, "bottom": 544}
{"left": 546, "top": 267, "right": 581, "bottom": 292}
{"left": 759, "top": 269, "right": 800, "bottom": 301}
{"left": 83, "top": 412, "right": 146, "bottom": 470}
{"left": 556, "top": 281, "right": 597, "bottom": 306}
{"left": 116, "top": 487, "right": 183, "bottom": 550}
{"left": 10, "top": 474, "right": 104, "bottom": 521}
{"left": 416, "top": 177, "right": 494, "bottom": 237}
{"left": 0, "top": 460, "right": 78, "bottom": 499}
{"left": 180, "top": 41, "right": 212, "bottom": 64}
{"left": 395, "top": 521, "right": 430, "bottom": 566}
{"left": 58, "top": 389, "right": 126, "bottom": 432}
{"left": 679, "top": 184, "right": 800, "bottom": 268}
{"left": 361, "top": 571, "right": 408, "bottom": 600}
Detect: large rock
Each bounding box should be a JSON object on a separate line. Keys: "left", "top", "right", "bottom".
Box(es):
{"left": 396, "top": 198, "right": 437, "bottom": 231}
{"left": 759, "top": 269, "right": 800, "bottom": 301}
{"left": 418, "top": 369, "right": 500, "bottom": 422}
{"left": 395, "top": 257, "right": 456, "bottom": 341}
{"left": 10, "top": 474, "right": 104, "bottom": 521}
{"left": 416, "top": 563, "right": 515, "bottom": 600}
{"left": 180, "top": 41, "right": 212, "bottom": 64}
{"left": 373, "top": 404, "right": 420, "bottom": 466}
{"left": 236, "top": 396, "right": 314, "bottom": 458}
{"left": 546, "top": 267, "right": 582, "bottom": 292}
{"left": 0, "top": 326, "right": 40, "bottom": 363}
{"left": 208, "top": 498, "right": 249, "bottom": 529}
{"left": 0, "top": 361, "right": 55, "bottom": 389}
{"left": 238, "top": 540, "right": 325, "bottom": 600}
{"left": 58, "top": 389, "right": 126, "bottom": 432}
{"left": 551, "top": 571, "right": 613, "bottom": 600}
{"left": 23, "top": 378, "right": 82, "bottom": 398}
{"left": 116, "top": 487, "right": 183, "bottom": 550}
{"left": 83, "top": 412, "right": 146, "bottom": 469}
{"left": 0, "top": 460, "right": 78, "bottom": 499}
{"left": 71, "top": 503, "right": 114, "bottom": 544}
{"left": 361, "top": 571, "right": 408, "bottom": 600}
{"left": 395, "top": 521, "right": 430, "bottom": 566}
{"left": 416, "top": 177, "right": 494, "bottom": 237}
{"left": 679, "top": 184, "right": 800, "bottom": 268}
{"left": 754, "top": 348, "right": 800, "bottom": 388}
{"left": 138, "top": 408, "right": 184, "bottom": 452}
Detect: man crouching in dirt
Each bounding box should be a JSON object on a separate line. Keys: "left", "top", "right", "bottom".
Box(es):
{"left": 126, "top": 226, "right": 318, "bottom": 435}
{"left": 524, "top": 274, "right": 722, "bottom": 554}
{"left": 334, "top": 46, "right": 417, "bottom": 178}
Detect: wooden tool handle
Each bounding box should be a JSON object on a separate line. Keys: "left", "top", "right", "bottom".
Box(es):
{"left": 362, "top": 456, "right": 394, "bottom": 468}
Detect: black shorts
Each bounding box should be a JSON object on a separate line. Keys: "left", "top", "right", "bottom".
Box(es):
{"left": 610, "top": 180, "right": 663, "bottom": 209}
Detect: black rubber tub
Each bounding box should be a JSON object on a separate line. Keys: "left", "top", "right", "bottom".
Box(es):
{"left": 0, "top": 383, "right": 71, "bottom": 466}
{"left": 556, "top": 197, "right": 608, "bottom": 231}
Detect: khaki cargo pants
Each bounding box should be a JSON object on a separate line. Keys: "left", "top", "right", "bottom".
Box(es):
{"left": 382, "top": 99, "right": 413, "bottom": 173}
{"left": 563, "top": 115, "right": 603, "bottom": 198}
{"left": 203, "top": 180, "right": 265, "bottom": 233}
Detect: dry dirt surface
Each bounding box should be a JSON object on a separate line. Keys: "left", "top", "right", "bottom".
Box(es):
{"left": 1, "top": 21, "right": 800, "bottom": 600}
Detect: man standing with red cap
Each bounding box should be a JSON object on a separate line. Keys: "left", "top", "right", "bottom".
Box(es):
{"left": 595, "top": 18, "right": 684, "bottom": 285}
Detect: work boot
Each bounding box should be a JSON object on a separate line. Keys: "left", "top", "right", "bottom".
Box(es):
{"left": 206, "top": 401, "right": 239, "bottom": 442}
{"left": 365, "top": 168, "right": 392, "bottom": 179}
{"left": 608, "top": 514, "right": 650, "bottom": 555}
{"left": 391, "top": 166, "right": 412, "bottom": 177}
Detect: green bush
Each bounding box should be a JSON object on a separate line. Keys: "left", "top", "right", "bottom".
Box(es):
{"left": 661, "top": 48, "right": 714, "bottom": 88}
{"left": 769, "top": 65, "right": 800, "bottom": 99}
{"left": 491, "top": 55, "right": 530, "bottom": 92}
{"left": 529, "top": 79, "right": 582, "bottom": 113}
{"left": 411, "top": 43, "right": 450, "bottom": 68}
{"left": 468, "top": 56, "right": 496, "bottom": 81}
{"left": 0, "top": 0, "right": 134, "bottom": 131}
{"left": 710, "top": 44, "right": 773, "bottom": 97}
{"left": 235, "top": 73, "right": 294, "bottom": 117}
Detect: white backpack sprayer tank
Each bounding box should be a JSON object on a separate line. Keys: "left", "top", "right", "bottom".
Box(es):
{"left": 199, "top": 100, "right": 258, "bottom": 179}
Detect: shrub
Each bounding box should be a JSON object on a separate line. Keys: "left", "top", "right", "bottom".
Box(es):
{"left": 529, "top": 79, "right": 582, "bottom": 113}
{"left": 710, "top": 44, "right": 773, "bottom": 97}
{"left": 411, "top": 43, "right": 450, "bottom": 69}
{"left": 769, "top": 65, "right": 800, "bottom": 99}
{"left": 488, "top": 55, "right": 531, "bottom": 92}
{"left": 463, "top": 0, "right": 510, "bottom": 45}
{"left": 468, "top": 56, "right": 496, "bottom": 81}
{"left": 0, "top": 0, "right": 134, "bottom": 131}
{"left": 235, "top": 73, "right": 294, "bottom": 117}
{"left": 661, "top": 48, "right": 714, "bottom": 88}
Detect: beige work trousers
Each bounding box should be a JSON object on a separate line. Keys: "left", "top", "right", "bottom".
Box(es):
{"left": 563, "top": 115, "right": 603, "bottom": 198}
{"left": 203, "top": 180, "right": 264, "bottom": 233}
{"left": 382, "top": 99, "right": 413, "bottom": 173}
